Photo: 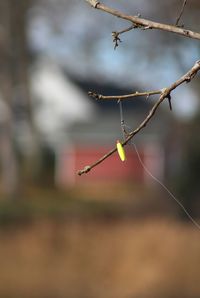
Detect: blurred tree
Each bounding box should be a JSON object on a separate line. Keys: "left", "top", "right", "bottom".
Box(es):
{"left": 0, "top": 0, "right": 33, "bottom": 198}
{"left": 177, "top": 113, "right": 200, "bottom": 217}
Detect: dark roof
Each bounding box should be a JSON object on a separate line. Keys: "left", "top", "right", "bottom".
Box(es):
{"left": 67, "top": 74, "right": 152, "bottom": 113}
{"left": 66, "top": 74, "right": 173, "bottom": 144}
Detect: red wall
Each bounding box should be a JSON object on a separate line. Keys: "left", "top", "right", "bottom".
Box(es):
{"left": 56, "top": 145, "right": 146, "bottom": 187}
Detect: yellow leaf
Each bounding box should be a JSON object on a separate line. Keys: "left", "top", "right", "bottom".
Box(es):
{"left": 116, "top": 140, "right": 126, "bottom": 162}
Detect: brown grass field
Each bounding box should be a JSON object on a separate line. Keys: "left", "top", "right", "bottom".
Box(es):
{"left": 0, "top": 217, "right": 199, "bottom": 298}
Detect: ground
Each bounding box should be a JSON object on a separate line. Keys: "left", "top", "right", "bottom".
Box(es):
{"left": 0, "top": 194, "right": 199, "bottom": 298}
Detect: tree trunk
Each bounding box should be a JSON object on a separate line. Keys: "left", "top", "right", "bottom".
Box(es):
{"left": 0, "top": 0, "right": 32, "bottom": 198}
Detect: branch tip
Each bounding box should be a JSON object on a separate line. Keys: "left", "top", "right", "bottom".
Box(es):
{"left": 112, "top": 31, "right": 121, "bottom": 49}
{"left": 167, "top": 94, "right": 172, "bottom": 111}
{"left": 78, "top": 166, "right": 91, "bottom": 176}
{"left": 88, "top": 91, "right": 102, "bottom": 100}
{"left": 86, "top": 0, "right": 100, "bottom": 8}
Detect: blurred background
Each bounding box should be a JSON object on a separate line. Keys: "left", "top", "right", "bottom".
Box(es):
{"left": 0, "top": 0, "right": 200, "bottom": 297}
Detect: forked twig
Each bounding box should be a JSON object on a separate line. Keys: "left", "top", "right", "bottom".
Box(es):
{"left": 77, "top": 61, "right": 200, "bottom": 176}
{"left": 88, "top": 90, "right": 162, "bottom": 101}
{"left": 85, "top": 0, "right": 200, "bottom": 41}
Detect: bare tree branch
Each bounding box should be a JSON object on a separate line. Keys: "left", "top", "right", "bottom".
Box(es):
{"left": 78, "top": 2, "right": 200, "bottom": 176}
{"left": 85, "top": 0, "right": 200, "bottom": 41}
{"left": 77, "top": 60, "right": 200, "bottom": 176}
{"left": 175, "top": 0, "right": 188, "bottom": 26}
{"left": 88, "top": 90, "right": 162, "bottom": 101}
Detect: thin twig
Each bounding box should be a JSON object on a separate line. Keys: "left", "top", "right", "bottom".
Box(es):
{"left": 85, "top": 0, "right": 200, "bottom": 41}
{"left": 112, "top": 25, "right": 135, "bottom": 49}
{"left": 88, "top": 90, "right": 162, "bottom": 100}
{"left": 77, "top": 60, "right": 200, "bottom": 176}
{"left": 175, "top": 0, "right": 188, "bottom": 26}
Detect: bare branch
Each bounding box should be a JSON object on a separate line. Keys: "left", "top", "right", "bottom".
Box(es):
{"left": 175, "top": 0, "right": 188, "bottom": 26}
{"left": 88, "top": 90, "right": 162, "bottom": 101}
{"left": 85, "top": 0, "right": 200, "bottom": 41}
{"left": 77, "top": 60, "right": 200, "bottom": 176}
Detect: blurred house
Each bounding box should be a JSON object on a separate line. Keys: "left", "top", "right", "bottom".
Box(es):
{"left": 29, "top": 57, "right": 173, "bottom": 189}
{"left": 30, "top": 57, "right": 96, "bottom": 147}
{"left": 54, "top": 76, "right": 172, "bottom": 188}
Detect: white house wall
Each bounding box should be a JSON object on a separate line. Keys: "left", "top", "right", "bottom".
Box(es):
{"left": 30, "top": 57, "right": 96, "bottom": 145}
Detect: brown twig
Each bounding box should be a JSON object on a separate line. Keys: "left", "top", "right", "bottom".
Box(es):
{"left": 175, "top": 0, "right": 188, "bottom": 26}
{"left": 112, "top": 25, "right": 136, "bottom": 49}
{"left": 77, "top": 60, "right": 200, "bottom": 176}
{"left": 85, "top": 0, "right": 200, "bottom": 41}
{"left": 88, "top": 90, "right": 162, "bottom": 101}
